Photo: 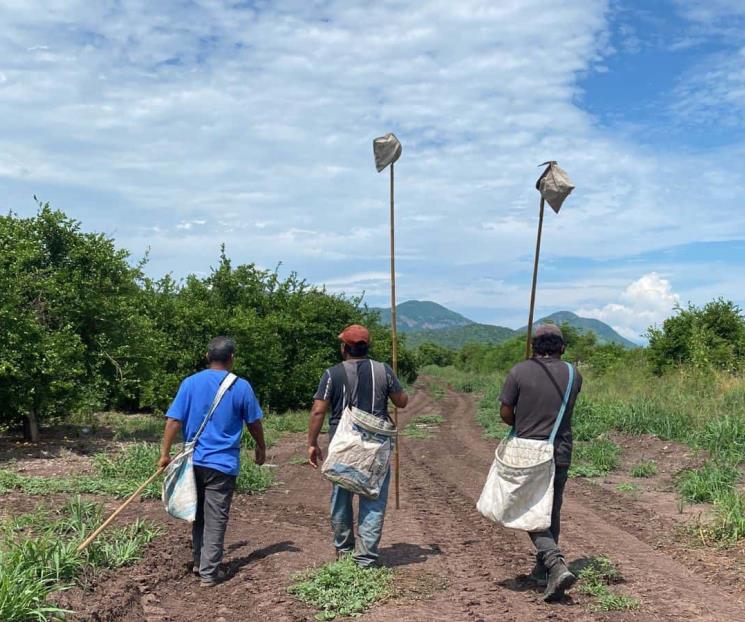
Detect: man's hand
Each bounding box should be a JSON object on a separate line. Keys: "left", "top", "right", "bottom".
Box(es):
{"left": 158, "top": 454, "right": 172, "bottom": 469}
{"left": 254, "top": 446, "right": 266, "bottom": 466}
{"left": 308, "top": 444, "right": 323, "bottom": 469}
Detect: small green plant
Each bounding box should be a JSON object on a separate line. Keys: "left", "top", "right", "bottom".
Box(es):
{"left": 631, "top": 460, "right": 658, "bottom": 478}
{"left": 411, "top": 414, "right": 444, "bottom": 426}
{"left": 616, "top": 482, "right": 639, "bottom": 494}
{"left": 577, "top": 556, "right": 639, "bottom": 612}
{"left": 402, "top": 414, "right": 444, "bottom": 439}
{"left": 288, "top": 555, "right": 392, "bottom": 620}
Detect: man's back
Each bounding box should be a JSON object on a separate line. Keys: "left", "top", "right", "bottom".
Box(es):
{"left": 499, "top": 357, "right": 582, "bottom": 466}
{"left": 166, "top": 369, "right": 263, "bottom": 476}
{"left": 315, "top": 358, "right": 402, "bottom": 427}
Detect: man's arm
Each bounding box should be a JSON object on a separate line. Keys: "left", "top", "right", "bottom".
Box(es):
{"left": 390, "top": 390, "right": 408, "bottom": 408}
{"left": 500, "top": 403, "right": 515, "bottom": 426}
{"left": 308, "top": 399, "right": 329, "bottom": 468}
{"left": 247, "top": 420, "right": 266, "bottom": 465}
{"left": 159, "top": 418, "right": 182, "bottom": 468}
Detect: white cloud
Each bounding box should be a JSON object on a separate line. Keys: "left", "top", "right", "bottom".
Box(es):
{"left": 577, "top": 273, "right": 680, "bottom": 342}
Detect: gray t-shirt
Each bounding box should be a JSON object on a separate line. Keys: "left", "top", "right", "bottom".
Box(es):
{"left": 314, "top": 358, "right": 403, "bottom": 428}
{"left": 499, "top": 357, "right": 582, "bottom": 466}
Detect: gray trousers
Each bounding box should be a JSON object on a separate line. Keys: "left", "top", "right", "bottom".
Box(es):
{"left": 192, "top": 465, "right": 236, "bottom": 579}
{"left": 529, "top": 464, "right": 570, "bottom": 569}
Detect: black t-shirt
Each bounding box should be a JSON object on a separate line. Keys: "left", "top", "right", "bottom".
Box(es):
{"left": 314, "top": 358, "right": 403, "bottom": 427}
{"left": 499, "top": 357, "right": 583, "bottom": 466}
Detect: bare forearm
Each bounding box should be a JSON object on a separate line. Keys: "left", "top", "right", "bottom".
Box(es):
{"left": 308, "top": 410, "right": 325, "bottom": 446}
{"left": 500, "top": 404, "right": 515, "bottom": 426}
{"left": 160, "top": 419, "right": 182, "bottom": 458}
{"left": 248, "top": 421, "right": 266, "bottom": 450}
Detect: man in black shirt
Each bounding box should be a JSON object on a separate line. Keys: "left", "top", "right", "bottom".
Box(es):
{"left": 499, "top": 324, "right": 582, "bottom": 601}
{"left": 308, "top": 324, "right": 408, "bottom": 567}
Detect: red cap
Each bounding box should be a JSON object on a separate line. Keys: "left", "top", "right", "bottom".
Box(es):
{"left": 338, "top": 324, "right": 370, "bottom": 346}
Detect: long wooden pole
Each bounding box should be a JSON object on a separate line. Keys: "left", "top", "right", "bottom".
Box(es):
{"left": 525, "top": 197, "right": 545, "bottom": 359}
{"left": 76, "top": 467, "right": 165, "bottom": 553}
{"left": 389, "top": 162, "right": 400, "bottom": 510}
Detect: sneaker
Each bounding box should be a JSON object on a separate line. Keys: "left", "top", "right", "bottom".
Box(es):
{"left": 529, "top": 561, "right": 548, "bottom": 587}
{"left": 543, "top": 560, "right": 576, "bottom": 602}
{"left": 200, "top": 569, "right": 227, "bottom": 588}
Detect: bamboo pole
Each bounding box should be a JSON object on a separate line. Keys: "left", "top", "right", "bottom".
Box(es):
{"left": 76, "top": 467, "right": 165, "bottom": 553}
{"left": 389, "top": 162, "right": 400, "bottom": 510}
{"left": 525, "top": 197, "right": 545, "bottom": 360}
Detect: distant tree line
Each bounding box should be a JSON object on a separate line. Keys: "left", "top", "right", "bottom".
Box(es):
{"left": 414, "top": 300, "right": 745, "bottom": 376}
{"left": 0, "top": 205, "right": 416, "bottom": 440}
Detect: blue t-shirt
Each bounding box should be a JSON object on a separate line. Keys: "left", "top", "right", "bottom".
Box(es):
{"left": 165, "top": 369, "right": 263, "bottom": 476}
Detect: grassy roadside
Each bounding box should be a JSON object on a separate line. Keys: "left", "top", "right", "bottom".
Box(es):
{"left": 0, "top": 497, "right": 161, "bottom": 621}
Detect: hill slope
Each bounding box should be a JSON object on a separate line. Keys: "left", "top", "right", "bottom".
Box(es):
{"left": 373, "top": 300, "right": 473, "bottom": 333}
{"left": 522, "top": 311, "right": 637, "bottom": 348}
{"left": 405, "top": 323, "right": 516, "bottom": 349}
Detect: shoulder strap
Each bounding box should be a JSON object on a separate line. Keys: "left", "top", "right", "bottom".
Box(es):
{"left": 548, "top": 362, "right": 575, "bottom": 445}
{"left": 192, "top": 372, "right": 238, "bottom": 445}
{"left": 339, "top": 363, "right": 358, "bottom": 409}
{"left": 530, "top": 357, "right": 565, "bottom": 402}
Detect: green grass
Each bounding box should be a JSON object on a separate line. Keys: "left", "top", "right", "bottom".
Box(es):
{"left": 576, "top": 556, "right": 640, "bottom": 613}
{"left": 569, "top": 437, "right": 620, "bottom": 478}
{"left": 288, "top": 555, "right": 392, "bottom": 620}
{"left": 0, "top": 497, "right": 161, "bottom": 621}
{"left": 0, "top": 442, "right": 272, "bottom": 498}
{"left": 402, "top": 414, "right": 445, "bottom": 439}
{"left": 631, "top": 460, "right": 658, "bottom": 478}
{"left": 616, "top": 482, "right": 639, "bottom": 494}
{"left": 677, "top": 461, "right": 740, "bottom": 504}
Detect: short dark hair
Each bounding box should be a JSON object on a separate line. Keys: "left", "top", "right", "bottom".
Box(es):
{"left": 344, "top": 341, "right": 369, "bottom": 357}
{"left": 207, "top": 336, "right": 236, "bottom": 363}
{"left": 532, "top": 333, "right": 564, "bottom": 356}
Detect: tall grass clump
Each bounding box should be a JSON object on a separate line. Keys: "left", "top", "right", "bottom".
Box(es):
{"left": 0, "top": 497, "right": 161, "bottom": 621}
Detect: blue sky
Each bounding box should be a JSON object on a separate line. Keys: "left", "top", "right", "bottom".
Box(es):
{"left": 2, "top": 0, "right": 745, "bottom": 343}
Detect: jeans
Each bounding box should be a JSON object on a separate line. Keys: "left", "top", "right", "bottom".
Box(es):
{"left": 330, "top": 468, "right": 391, "bottom": 567}
{"left": 529, "top": 464, "right": 570, "bottom": 569}
{"left": 192, "top": 465, "right": 236, "bottom": 579}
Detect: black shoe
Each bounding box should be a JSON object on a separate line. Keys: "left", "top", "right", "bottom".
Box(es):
{"left": 200, "top": 569, "right": 227, "bottom": 588}
{"left": 543, "top": 560, "right": 576, "bottom": 602}
{"left": 530, "top": 561, "right": 548, "bottom": 587}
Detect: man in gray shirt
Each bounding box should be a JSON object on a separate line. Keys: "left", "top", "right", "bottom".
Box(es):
{"left": 499, "top": 324, "right": 582, "bottom": 602}
{"left": 308, "top": 324, "right": 408, "bottom": 567}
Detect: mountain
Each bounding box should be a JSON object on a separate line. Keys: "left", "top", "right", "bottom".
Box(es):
{"left": 374, "top": 300, "right": 638, "bottom": 350}
{"left": 521, "top": 311, "right": 637, "bottom": 349}
{"left": 372, "top": 300, "right": 474, "bottom": 333}
{"left": 405, "top": 323, "right": 516, "bottom": 349}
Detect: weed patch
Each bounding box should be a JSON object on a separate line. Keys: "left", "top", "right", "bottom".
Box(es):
{"left": 631, "top": 460, "right": 658, "bottom": 478}
{"left": 0, "top": 497, "right": 161, "bottom": 621}
{"left": 570, "top": 437, "right": 620, "bottom": 478}
{"left": 288, "top": 555, "right": 392, "bottom": 620}
{"left": 576, "top": 556, "right": 640, "bottom": 613}
{"left": 678, "top": 461, "right": 740, "bottom": 504}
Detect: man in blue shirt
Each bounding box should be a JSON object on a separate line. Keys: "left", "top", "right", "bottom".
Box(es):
{"left": 159, "top": 336, "right": 266, "bottom": 587}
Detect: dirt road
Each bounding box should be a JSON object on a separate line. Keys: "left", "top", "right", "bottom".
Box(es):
{"left": 65, "top": 381, "right": 745, "bottom": 621}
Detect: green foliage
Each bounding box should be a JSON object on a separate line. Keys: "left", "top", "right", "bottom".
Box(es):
{"left": 630, "top": 461, "right": 658, "bottom": 478}
{"left": 647, "top": 299, "right": 745, "bottom": 373}
{"left": 570, "top": 437, "right": 620, "bottom": 478}
{"left": 0, "top": 443, "right": 272, "bottom": 498}
{"left": 288, "top": 555, "right": 392, "bottom": 620}
{"left": 577, "top": 556, "right": 640, "bottom": 612}
{"left": 0, "top": 497, "right": 160, "bottom": 621}
{"left": 0, "top": 206, "right": 416, "bottom": 436}
{"left": 678, "top": 461, "right": 740, "bottom": 504}
{"left": 402, "top": 414, "right": 444, "bottom": 439}
{"left": 415, "top": 342, "right": 454, "bottom": 368}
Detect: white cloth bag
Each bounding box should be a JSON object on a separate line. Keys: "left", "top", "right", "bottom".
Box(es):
{"left": 322, "top": 361, "right": 396, "bottom": 499}
{"left": 162, "top": 372, "right": 237, "bottom": 522}
{"left": 477, "top": 362, "right": 574, "bottom": 532}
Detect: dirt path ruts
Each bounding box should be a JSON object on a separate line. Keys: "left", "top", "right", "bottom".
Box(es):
{"left": 64, "top": 380, "right": 745, "bottom": 621}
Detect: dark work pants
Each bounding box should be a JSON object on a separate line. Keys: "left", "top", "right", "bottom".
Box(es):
{"left": 192, "top": 465, "right": 236, "bottom": 579}
{"left": 529, "top": 464, "right": 570, "bottom": 569}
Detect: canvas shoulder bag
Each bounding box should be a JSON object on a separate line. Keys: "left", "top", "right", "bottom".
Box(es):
{"left": 322, "top": 360, "right": 396, "bottom": 498}
{"left": 162, "top": 372, "right": 238, "bottom": 522}
{"left": 477, "top": 361, "right": 575, "bottom": 531}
